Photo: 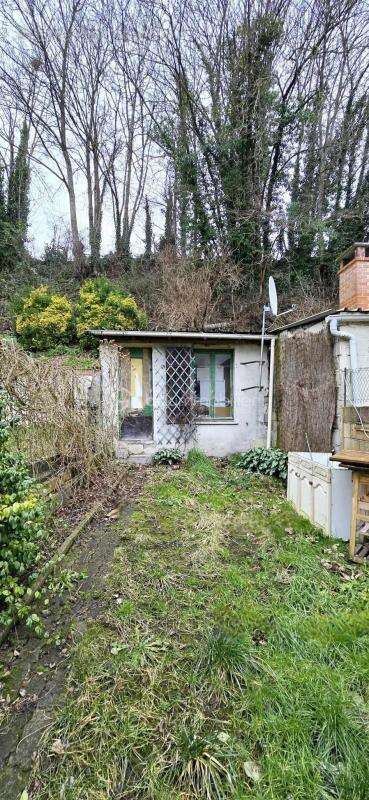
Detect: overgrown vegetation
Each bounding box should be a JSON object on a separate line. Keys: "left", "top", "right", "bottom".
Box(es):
{"left": 0, "top": 394, "right": 46, "bottom": 632}
{"left": 3, "top": 1, "right": 369, "bottom": 330}
{"left": 233, "top": 447, "right": 288, "bottom": 482}
{"left": 0, "top": 340, "right": 113, "bottom": 489}
{"left": 32, "top": 453, "right": 369, "bottom": 799}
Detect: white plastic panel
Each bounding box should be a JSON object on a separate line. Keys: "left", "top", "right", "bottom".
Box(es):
{"left": 287, "top": 452, "right": 351, "bottom": 540}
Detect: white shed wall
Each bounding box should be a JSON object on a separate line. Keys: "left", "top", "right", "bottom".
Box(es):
{"left": 195, "top": 342, "right": 268, "bottom": 456}
{"left": 99, "top": 339, "right": 269, "bottom": 461}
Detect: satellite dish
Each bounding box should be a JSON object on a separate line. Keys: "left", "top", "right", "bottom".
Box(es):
{"left": 268, "top": 276, "right": 278, "bottom": 316}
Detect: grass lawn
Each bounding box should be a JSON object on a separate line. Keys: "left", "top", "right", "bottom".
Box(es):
{"left": 33, "top": 452, "right": 369, "bottom": 800}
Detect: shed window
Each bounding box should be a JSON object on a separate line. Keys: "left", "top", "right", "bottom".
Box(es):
{"left": 194, "top": 351, "right": 233, "bottom": 418}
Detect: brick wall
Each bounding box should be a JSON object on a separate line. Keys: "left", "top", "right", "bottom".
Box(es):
{"left": 339, "top": 253, "right": 369, "bottom": 310}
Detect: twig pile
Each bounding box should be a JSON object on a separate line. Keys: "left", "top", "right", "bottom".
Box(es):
{"left": 0, "top": 340, "right": 114, "bottom": 495}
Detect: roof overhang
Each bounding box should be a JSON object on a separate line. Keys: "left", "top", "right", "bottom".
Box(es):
{"left": 272, "top": 307, "right": 369, "bottom": 333}
{"left": 271, "top": 309, "right": 335, "bottom": 333}
{"left": 88, "top": 329, "right": 272, "bottom": 343}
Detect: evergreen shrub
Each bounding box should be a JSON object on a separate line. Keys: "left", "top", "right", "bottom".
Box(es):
{"left": 15, "top": 285, "right": 74, "bottom": 350}
{"left": 76, "top": 277, "right": 147, "bottom": 348}
{"left": 233, "top": 447, "right": 288, "bottom": 482}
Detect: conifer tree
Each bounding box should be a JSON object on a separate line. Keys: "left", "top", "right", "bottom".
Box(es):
{"left": 0, "top": 168, "right": 6, "bottom": 222}
{"left": 7, "top": 118, "right": 30, "bottom": 237}
{"left": 159, "top": 187, "right": 176, "bottom": 251}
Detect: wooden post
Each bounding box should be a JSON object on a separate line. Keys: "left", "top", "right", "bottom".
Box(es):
{"left": 350, "top": 471, "right": 360, "bottom": 560}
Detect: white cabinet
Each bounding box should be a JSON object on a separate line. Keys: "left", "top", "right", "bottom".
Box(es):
{"left": 287, "top": 452, "right": 352, "bottom": 540}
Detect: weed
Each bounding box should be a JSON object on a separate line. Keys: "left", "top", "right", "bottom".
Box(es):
{"left": 165, "top": 720, "right": 237, "bottom": 798}
{"left": 187, "top": 448, "right": 220, "bottom": 481}
{"left": 47, "top": 569, "right": 87, "bottom": 595}
{"left": 198, "top": 628, "right": 251, "bottom": 688}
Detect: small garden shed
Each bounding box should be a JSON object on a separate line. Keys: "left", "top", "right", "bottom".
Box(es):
{"left": 91, "top": 329, "right": 271, "bottom": 461}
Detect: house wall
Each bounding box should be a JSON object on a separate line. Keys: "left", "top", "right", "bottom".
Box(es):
{"left": 99, "top": 339, "right": 269, "bottom": 462}
{"left": 331, "top": 320, "right": 369, "bottom": 450}
{"left": 73, "top": 370, "right": 100, "bottom": 418}
{"left": 278, "top": 318, "right": 369, "bottom": 451}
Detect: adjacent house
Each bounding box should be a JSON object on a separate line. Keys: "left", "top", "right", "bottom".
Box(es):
{"left": 273, "top": 243, "right": 369, "bottom": 453}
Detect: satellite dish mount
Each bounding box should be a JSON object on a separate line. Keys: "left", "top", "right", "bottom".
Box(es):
{"left": 258, "top": 277, "right": 297, "bottom": 390}
{"left": 258, "top": 277, "right": 278, "bottom": 390}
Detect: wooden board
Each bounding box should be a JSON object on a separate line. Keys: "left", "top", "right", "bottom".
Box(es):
{"left": 330, "top": 450, "right": 369, "bottom": 467}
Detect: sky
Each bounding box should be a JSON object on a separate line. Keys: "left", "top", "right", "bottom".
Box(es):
{"left": 27, "top": 160, "right": 165, "bottom": 259}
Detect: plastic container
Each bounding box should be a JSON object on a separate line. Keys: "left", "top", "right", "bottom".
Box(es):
{"left": 287, "top": 452, "right": 352, "bottom": 540}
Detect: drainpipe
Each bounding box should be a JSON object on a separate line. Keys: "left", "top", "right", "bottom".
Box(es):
{"left": 326, "top": 315, "right": 358, "bottom": 373}
{"left": 327, "top": 315, "right": 357, "bottom": 407}
{"left": 266, "top": 337, "right": 275, "bottom": 449}
{"left": 326, "top": 314, "right": 369, "bottom": 407}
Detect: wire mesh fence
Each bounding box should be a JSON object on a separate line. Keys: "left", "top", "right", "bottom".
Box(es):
{"left": 343, "top": 368, "right": 369, "bottom": 408}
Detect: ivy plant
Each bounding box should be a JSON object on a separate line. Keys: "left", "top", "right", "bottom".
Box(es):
{"left": 0, "top": 394, "right": 46, "bottom": 632}
{"left": 153, "top": 448, "right": 183, "bottom": 466}
{"left": 233, "top": 447, "right": 288, "bottom": 483}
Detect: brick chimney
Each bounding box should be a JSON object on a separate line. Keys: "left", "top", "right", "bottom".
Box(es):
{"left": 339, "top": 242, "right": 369, "bottom": 310}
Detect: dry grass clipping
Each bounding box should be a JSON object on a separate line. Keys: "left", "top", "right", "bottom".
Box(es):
{"left": 276, "top": 329, "right": 336, "bottom": 451}
{"left": 0, "top": 340, "right": 114, "bottom": 493}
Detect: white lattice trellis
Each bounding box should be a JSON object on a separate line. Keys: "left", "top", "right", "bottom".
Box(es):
{"left": 153, "top": 346, "right": 198, "bottom": 448}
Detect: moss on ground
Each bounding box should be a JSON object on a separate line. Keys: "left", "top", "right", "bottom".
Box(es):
{"left": 32, "top": 454, "right": 369, "bottom": 799}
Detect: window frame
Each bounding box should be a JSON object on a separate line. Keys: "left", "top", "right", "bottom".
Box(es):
{"left": 194, "top": 349, "right": 234, "bottom": 420}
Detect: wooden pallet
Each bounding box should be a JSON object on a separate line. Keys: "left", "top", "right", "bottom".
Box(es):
{"left": 353, "top": 541, "right": 369, "bottom": 563}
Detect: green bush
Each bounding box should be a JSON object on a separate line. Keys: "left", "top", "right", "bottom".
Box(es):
{"left": 153, "top": 448, "right": 183, "bottom": 465}
{"left": 0, "top": 395, "right": 46, "bottom": 631}
{"left": 15, "top": 285, "right": 75, "bottom": 350}
{"left": 76, "top": 277, "right": 147, "bottom": 349}
{"left": 13, "top": 278, "right": 148, "bottom": 353}
{"left": 233, "top": 447, "right": 288, "bottom": 482}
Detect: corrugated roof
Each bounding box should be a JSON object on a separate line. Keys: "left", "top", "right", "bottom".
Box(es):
{"left": 272, "top": 307, "right": 369, "bottom": 333}
{"left": 271, "top": 309, "right": 335, "bottom": 333}
{"left": 88, "top": 328, "right": 271, "bottom": 342}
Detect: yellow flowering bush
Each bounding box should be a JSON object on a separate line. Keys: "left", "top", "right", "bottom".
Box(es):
{"left": 16, "top": 285, "right": 74, "bottom": 350}
{"left": 76, "top": 277, "right": 147, "bottom": 348}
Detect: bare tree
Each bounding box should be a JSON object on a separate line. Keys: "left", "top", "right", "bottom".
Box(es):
{"left": 105, "top": 0, "right": 155, "bottom": 258}
{"left": 68, "top": 15, "right": 112, "bottom": 269}
{"left": 0, "top": 0, "right": 88, "bottom": 276}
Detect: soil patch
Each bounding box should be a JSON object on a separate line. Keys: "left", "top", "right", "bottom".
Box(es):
{"left": 0, "top": 467, "right": 148, "bottom": 799}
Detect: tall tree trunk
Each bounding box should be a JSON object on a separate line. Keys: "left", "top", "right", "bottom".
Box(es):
{"left": 91, "top": 143, "right": 102, "bottom": 268}
{"left": 64, "top": 150, "right": 85, "bottom": 277}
